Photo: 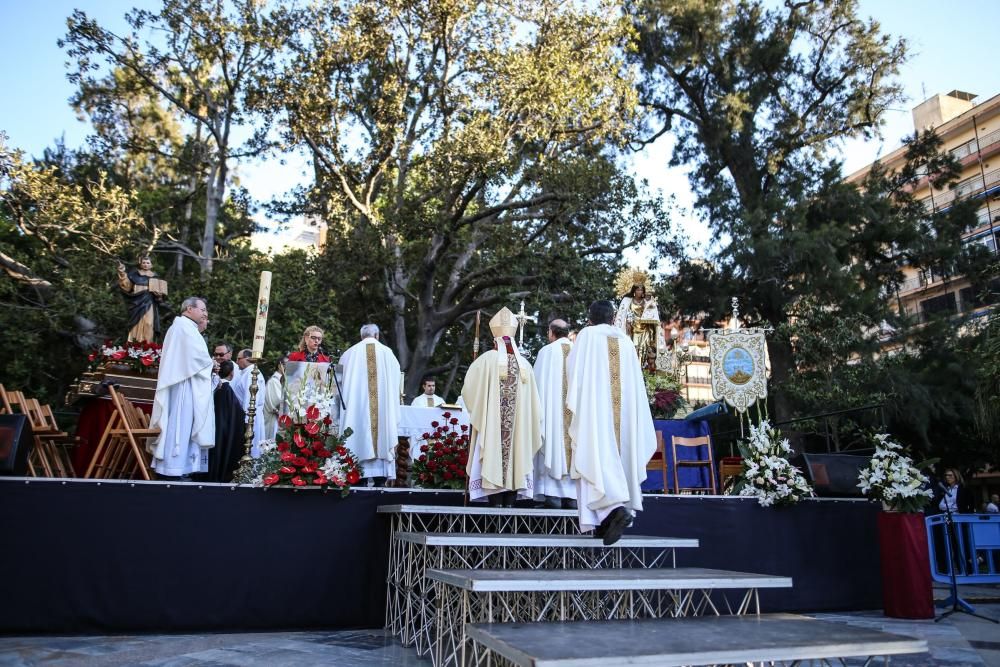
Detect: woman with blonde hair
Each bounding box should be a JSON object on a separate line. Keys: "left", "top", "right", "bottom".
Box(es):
{"left": 936, "top": 467, "right": 975, "bottom": 514}
{"left": 287, "top": 325, "right": 330, "bottom": 363}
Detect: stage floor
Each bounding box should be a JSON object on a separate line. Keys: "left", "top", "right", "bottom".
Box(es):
{"left": 2, "top": 606, "right": 998, "bottom": 666}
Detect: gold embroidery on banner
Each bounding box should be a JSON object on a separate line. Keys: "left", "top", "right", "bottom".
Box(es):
{"left": 366, "top": 345, "right": 379, "bottom": 457}
{"left": 607, "top": 337, "right": 621, "bottom": 452}
{"left": 498, "top": 352, "right": 519, "bottom": 485}
{"left": 561, "top": 344, "right": 572, "bottom": 468}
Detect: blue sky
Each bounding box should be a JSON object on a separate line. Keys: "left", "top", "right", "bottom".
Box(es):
{"left": 2, "top": 0, "right": 999, "bottom": 255}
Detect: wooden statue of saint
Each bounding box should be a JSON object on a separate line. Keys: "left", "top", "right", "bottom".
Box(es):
{"left": 116, "top": 255, "right": 168, "bottom": 343}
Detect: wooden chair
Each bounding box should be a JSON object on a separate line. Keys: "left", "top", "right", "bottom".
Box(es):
{"left": 718, "top": 456, "right": 743, "bottom": 494}
{"left": 22, "top": 397, "right": 76, "bottom": 478}
{"left": 0, "top": 383, "right": 13, "bottom": 414}
{"left": 671, "top": 434, "right": 717, "bottom": 495}
{"left": 85, "top": 386, "right": 156, "bottom": 480}
{"left": 645, "top": 431, "right": 669, "bottom": 493}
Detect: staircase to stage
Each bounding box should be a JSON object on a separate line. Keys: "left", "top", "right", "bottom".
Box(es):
{"left": 377, "top": 504, "right": 928, "bottom": 667}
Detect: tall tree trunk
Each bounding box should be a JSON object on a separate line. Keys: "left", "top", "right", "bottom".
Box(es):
{"left": 201, "top": 158, "right": 227, "bottom": 277}
{"left": 767, "top": 336, "right": 796, "bottom": 424}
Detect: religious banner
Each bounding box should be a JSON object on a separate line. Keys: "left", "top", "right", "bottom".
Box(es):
{"left": 707, "top": 329, "right": 768, "bottom": 413}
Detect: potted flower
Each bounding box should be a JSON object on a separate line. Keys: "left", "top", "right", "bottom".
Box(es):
{"left": 412, "top": 412, "right": 469, "bottom": 490}
{"left": 858, "top": 432, "right": 935, "bottom": 619}
{"left": 733, "top": 420, "right": 813, "bottom": 507}
{"left": 643, "top": 371, "right": 687, "bottom": 420}
{"left": 235, "top": 402, "right": 361, "bottom": 496}
{"left": 857, "top": 433, "right": 934, "bottom": 513}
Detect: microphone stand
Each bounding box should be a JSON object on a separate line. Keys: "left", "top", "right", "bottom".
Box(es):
{"left": 935, "top": 488, "right": 998, "bottom": 624}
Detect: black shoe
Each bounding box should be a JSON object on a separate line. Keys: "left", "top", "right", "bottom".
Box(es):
{"left": 601, "top": 507, "right": 630, "bottom": 546}
{"left": 542, "top": 496, "right": 562, "bottom": 509}
{"left": 487, "top": 493, "right": 503, "bottom": 507}
{"left": 502, "top": 490, "right": 517, "bottom": 508}
{"left": 561, "top": 498, "right": 578, "bottom": 510}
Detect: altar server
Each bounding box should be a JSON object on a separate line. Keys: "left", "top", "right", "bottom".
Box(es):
{"left": 410, "top": 376, "right": 445, "bottom": 407}
{"left": 532, "top": 318, "right": 577, "bottom": 509}
{"left": 339, "top": 324, "right": 401, "bottom": 484}
{"left": 148, "top": 297, "right": 215, "bottom": 478}
{"left": 567, "top": 300, "right": 657, "bottom": 544}
{"left": 462, "top": 307, "right": 543, "bottom": 507}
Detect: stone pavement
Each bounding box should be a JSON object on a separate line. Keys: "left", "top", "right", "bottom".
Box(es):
{"left": 2, "top": 595, "right": 998, "bottom": 666}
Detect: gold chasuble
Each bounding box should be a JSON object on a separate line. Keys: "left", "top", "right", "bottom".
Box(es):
{"left": 463, "top": 308, "right": 543, "bottom": 499}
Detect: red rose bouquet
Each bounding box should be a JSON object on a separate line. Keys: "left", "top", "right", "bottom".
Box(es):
{"left": 411, "top": 412, "right": 470, "bottom": 490}
{"left": 237, "top": 403, "right": 361, "bottom": 496}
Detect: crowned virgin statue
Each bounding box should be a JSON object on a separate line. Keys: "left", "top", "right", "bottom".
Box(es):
{"left": 613, "top": 267, "right": 661, "bottom": 371}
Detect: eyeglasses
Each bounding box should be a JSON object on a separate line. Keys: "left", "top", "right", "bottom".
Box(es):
{"left": 308, "top": 335, "right": 323, "bottom": 341}
{"left": 213, "top": 352, "right": 228, "bottom": 357}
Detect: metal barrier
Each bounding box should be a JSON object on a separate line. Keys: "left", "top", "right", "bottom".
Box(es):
{"left": 925, "top": 513, "right": 1000, "bottom": 585}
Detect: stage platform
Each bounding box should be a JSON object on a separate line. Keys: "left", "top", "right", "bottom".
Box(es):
{"left": 0, "top": 478, "right": 881, "bottom": 634}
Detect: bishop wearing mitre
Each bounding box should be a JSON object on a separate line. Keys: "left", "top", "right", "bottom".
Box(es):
{"left": 462, "top": 307, "right": 543, "bottom": 508}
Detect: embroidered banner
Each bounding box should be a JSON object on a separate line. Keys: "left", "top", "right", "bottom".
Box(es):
{"left": 707, "top": 330, "right": 768, "bottom": 413}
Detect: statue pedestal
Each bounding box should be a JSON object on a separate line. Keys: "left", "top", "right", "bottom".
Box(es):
{"left": 66, "top": 367, "right": 158, "bottom": 405}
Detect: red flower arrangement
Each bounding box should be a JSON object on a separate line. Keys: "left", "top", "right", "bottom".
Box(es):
{"left": 88, "top": 339, "right": 162, "bottom": 372}
{"left": 244, "top": 404, "right": 361, "bottom": 495}
{"left": 411, "top": 412, "right": 470, "bottom": 490}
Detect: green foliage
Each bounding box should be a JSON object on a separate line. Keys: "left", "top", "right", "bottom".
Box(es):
{"left": 60, "top": 0, "right": 288, "bottom": 275}
{"left": 267, "top": 0, "right": 667, "bottom": 395}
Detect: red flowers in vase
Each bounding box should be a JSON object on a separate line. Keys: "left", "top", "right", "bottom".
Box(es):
{"left": 256, "top": 404, "right": 360, "bottom": 495}
{"left": 411, "top": 412, "right": 470, "bottom": 490}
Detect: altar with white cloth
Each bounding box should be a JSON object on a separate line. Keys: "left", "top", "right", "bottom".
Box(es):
{"left": 397, "top": 405, "right": 470, "bottom": 443}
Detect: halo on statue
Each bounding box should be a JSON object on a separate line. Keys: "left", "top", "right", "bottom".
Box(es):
{"left": 614, "top": 266, "right": 655, "bottom": 298}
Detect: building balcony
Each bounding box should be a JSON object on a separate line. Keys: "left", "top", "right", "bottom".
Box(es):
{"left": 948, "top": 127, "right": 1000, "bottom": 161}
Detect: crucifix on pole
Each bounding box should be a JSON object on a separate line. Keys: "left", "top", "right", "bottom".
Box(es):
{"left": 515, "top": 300, "right": 537, "bottom": 352}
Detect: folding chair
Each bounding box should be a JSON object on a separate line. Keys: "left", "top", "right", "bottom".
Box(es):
{"left": 22, "top": 397, "right": 75, "bottom": 478}
{"left": 644, "top": 430, "right": 669, "bottom": 493}
{"left": 671, "top": 434, "right": 717, "bottom": 495}
{"left": 718, "top": 456, "right": 743, "bottom": 494}
{"left": 85, "top": 386, "right": 156, "bottom": 480}
{"left": 0, "top": 383, "right": 13, "bottom": 414}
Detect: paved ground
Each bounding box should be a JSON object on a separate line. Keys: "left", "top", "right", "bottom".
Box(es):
{"left": 2, "top": 589, "right": 998, "bottom": 666}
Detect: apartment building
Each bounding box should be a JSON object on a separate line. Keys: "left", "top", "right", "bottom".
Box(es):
{"left": 845, "top": 90, "right": 1000, "bottom": 327}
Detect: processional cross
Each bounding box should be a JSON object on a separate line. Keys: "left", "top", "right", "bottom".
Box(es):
{"left": 515, "top": 300, "right": 537, "bottom": 351}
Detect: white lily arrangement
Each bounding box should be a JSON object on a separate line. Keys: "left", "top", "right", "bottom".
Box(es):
{"left": 735, "top": 420, "right": 814, "bottom": 507}
{"left": 857, "top": 433, "right": 933, "bottom": 513}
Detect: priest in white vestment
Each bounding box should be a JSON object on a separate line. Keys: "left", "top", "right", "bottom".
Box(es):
{"left": 261, "top": 357, "right": 286, "bottom": 440}
{"left": 148, "top": 296, "right": 215, "bottom": 478}
{"left": 231, "top": 348, "right": 267, "bottom": 457}
{"left": 532, "top": 319, "right": 577, "bottom": 508}
{"left": 462, "top": 307, "right": 543, "bottom": 507}
{"left": 567, "top": 300, "right": 657, "bottom": 544}
{"left": 338, "top": 323, "right": 401, "bottom": 483}
{"left": 410, "top": 376, "right": 445, "bottom": 407}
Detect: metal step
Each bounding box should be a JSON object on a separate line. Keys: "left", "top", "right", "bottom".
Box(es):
{"left": 394, "top": 532, "right": 698, "bottom": 549}
{"left": 465, "top": 614, "right": 927, "bottom": 667}
{"left": 426, "top": 567, "right": 793, "bottom": 592}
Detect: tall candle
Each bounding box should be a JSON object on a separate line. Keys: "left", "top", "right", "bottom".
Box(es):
{"left": 251, "top": 271, "right": 272, "bottom": 358}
